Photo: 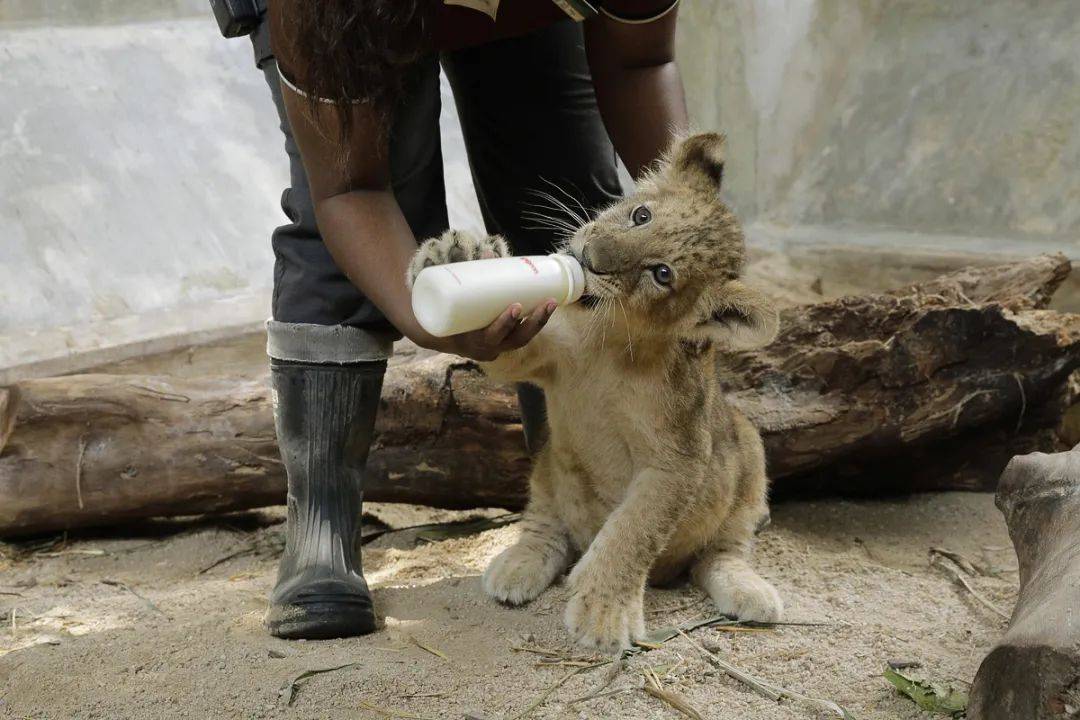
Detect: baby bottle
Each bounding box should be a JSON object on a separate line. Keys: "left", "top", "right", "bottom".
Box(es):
{"left": 411, "top": 254, "right": 585, "bottom": 337}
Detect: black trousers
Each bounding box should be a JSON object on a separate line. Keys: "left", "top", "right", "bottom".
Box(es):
{"left": 254, "top": 20, "right": 623, "bottom": 332}
{"left": 252, "top": 20, "right": 623, "bottom": 451}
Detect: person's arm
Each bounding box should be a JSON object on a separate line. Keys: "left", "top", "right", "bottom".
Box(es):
{"left": 583, "top": 2, "right": 689, "bottom": 178}
{"left": 269, "top": 13, "right": 552, "bottom": 361}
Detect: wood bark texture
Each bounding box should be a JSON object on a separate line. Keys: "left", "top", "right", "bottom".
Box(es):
{"left": 969, "top": 446, "right": 1080, "bottom": 720}
{"left": 1, "top": 255, "right": 1078, "bottom": 536}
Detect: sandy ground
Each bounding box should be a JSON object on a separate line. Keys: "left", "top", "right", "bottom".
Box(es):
{"left": 0, "top": 255, "right": 1018, "bottom": 719}
{"left": 1, "top": 492, "right": 1017, "bottom": 720}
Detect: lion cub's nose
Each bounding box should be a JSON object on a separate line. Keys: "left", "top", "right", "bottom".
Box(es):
{"left": 583, "top": 240, "right": 621, "bottom": 276}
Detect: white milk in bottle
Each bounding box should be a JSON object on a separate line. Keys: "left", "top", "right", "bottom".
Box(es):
{"left": 411, "top": 254, "right": 585, "bottom": 337}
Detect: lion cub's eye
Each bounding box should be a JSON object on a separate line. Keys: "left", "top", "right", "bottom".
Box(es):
{"left": 630, "top": 205, "right": 652, "bottom": 226}
{"left": 652, "top": 264, "right": 674, "bottom": 286}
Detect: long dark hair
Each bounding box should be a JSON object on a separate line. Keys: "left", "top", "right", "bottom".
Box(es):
{"left": 278, "top": 0, "right": 434, "bottom": 136}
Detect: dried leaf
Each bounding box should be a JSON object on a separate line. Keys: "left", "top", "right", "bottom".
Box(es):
{"left": 360, "top": 514, "right": 521, "bottom": 546}
{"left": 637, "top": 614, "right": 741, "bottom": 647}
{"left": 929, "top": 547, "right": 987, "bottom": 576}
{"left": 642, "top": 667, "right": 704, "bottom": 720}
{"left": 930, "top": 556, "right": 1010, "bottom": 620}
{"left": 680, "top": 629, "right": 859, "bottom": 719}
{"left": 510, "top": 645, "right": 572, "bottom": 658}
{"left": 635, "top": 613, "right": 819, "bottom": 649}
{"left": 280, "top": 663, "right": 361, "bottom": 706}
{"left": 408, "top": 635, "right": 450, "bottom": 662}
{"left": 100, "top": 579, "right": 169, "bottom": 619}
{"left": 504, "top": 660, "right": 610, "bottom": 720}
{"left": 414, "top": 514, "right": 521, "bottom": 544}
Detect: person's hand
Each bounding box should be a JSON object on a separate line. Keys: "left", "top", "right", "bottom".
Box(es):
{"left": 435, "top": 299, "right": 557, "bottom": 362}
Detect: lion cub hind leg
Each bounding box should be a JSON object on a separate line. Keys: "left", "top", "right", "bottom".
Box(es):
{"left": 483, "top": 454, "right": 570, "bottom": 606}
{"left": 692, "top": 412, "right": 783, "bottom": 622}
{"left": 691, "top": 544, "right": 783, "bottom": 623}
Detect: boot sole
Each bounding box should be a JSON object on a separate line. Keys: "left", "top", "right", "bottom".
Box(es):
{"left": 266, "top": 602, "right": 378, "bottom": 640}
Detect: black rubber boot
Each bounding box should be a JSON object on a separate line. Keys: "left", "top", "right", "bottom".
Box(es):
{"left": 265, "top": 358, "right": 386, "bottom": 640}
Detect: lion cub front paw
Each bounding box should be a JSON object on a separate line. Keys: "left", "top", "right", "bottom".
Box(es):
{"left": 483, "top": 541, "right": 564, "bottom": 606}
{"left": 710, "top": 573, "right": 784, "bottom": 623}
{"left": 563, "top": 571, "right": 646, "bottom": 652}
{"left": 407, "top": 230, "right": 510, "bottom": 287}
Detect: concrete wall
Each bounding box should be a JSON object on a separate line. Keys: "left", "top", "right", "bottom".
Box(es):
{"left": 3, "top": 0, "right": 1078, "bottom": 382}
{"left": 676, "top": 0, "right": 1080, "bottom": 247}
{"left": 0, "top": 5, "right": 483, "bottom": 383}
{"left": 0, "top": 14, "right": 283, "bottom": 382}
{"left": 0, "top": 0, "right": 205, "bottom": 26}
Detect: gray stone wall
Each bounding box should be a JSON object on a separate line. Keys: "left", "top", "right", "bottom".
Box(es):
{"left": 676, "top": 0, "right": 1080, "bottom": 248}
{"left": 0, "top": 0, "right": 205, "bottom": 26}
{"left": 0, "top": 16, "right": 285, "bottom": 383}
{"left": 0, "top": 3, "right": 482, "bottom": 382}
{"left": 3, "top": 0, "right": 1078, "bottom": 381}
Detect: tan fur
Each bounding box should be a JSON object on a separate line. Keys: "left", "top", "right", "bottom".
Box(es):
{"left": 409, "top": 134, "right": 782, "bottom": 651}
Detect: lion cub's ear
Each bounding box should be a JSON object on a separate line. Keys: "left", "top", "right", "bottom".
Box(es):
{"left": 694, "top": 280, "right": 778, "bottom": 349}
{"left": 667, "top": 133, "right": 726, "bottom": 194}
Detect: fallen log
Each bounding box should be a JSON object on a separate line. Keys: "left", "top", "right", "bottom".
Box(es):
{"left": 969, "top": 447, "right": 1080, "bottom": 720}
{"left": 727, "top": 253, "right": 1079, "bottom": 480}
{"left": 0, "top": 386, "right": 15, "bottom": 455}
{"left": 1, "top": 254, "right": 1078, "bottom": 536}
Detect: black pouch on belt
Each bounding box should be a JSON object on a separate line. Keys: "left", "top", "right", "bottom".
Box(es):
{"left": 209, "top": 0, "right": 263, "bottom": 38}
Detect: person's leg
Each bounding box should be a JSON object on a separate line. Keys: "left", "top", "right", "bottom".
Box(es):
{"left": 255, "top": 43, "right": 448, "bottom": 638}
{"left": 441, "top": 20, "right": 623, "bottom": 253}
{"left": 261, "top": 70, "right": 448, "bottom": 332}
{"left": 441, "top": 21, "right": 624, "bottom": 453}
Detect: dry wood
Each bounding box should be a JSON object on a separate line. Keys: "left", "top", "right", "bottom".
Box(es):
{"left": 506, "top": 661, "right": 610, "bottom": 720}
{"left": 2, "top": 255, "right": 1079, "bottom": 536}
{"left": 678, "top": 629, "right": 855, "bottom": 718}
{"left": 642, "top": 667, "right": 704, "bottom": 720}
{"left": 676, "top": 629, "right": 782, "bottom": 702}
{"left": 969, "top": 446, "right": 1080, "bottom": 720}
{"left": 928, "top": 546, "right": 988, "bottom": 577}
{"left": 930, "top": 555, "right": 1010, "bottom": 620}
{"left": 0, "top": 387, "right": 16, "bottom": 456}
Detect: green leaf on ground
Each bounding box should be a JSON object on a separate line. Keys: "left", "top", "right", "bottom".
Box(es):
{"left": 884, "top": 667, "right": 968, "bottom": 717}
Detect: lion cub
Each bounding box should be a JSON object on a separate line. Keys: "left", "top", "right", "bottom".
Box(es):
{"left": 408, "top": 133, "right": 782, "bottom": 651}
